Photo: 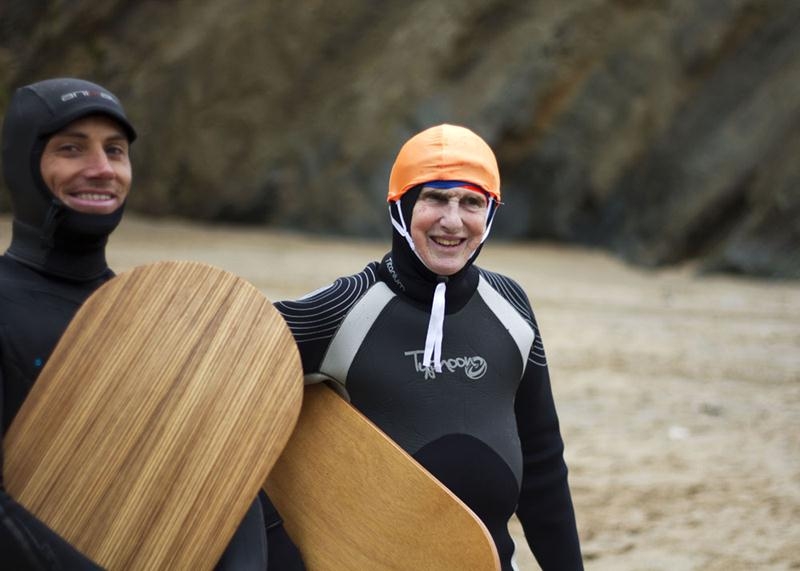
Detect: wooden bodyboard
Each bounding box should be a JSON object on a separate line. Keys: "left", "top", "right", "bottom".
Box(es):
{"left": 264, "top": 383, "right": 501, "bottom": 571}
{"left": 4, "top": 261, "right": 304, "bottom": 570}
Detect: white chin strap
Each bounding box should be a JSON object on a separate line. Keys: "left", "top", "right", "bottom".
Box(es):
{"left": 389, "top": 198, "right": 497, "bottom": 373}
{"left": 390, "top": 200, "right": 418, "bottom": 254}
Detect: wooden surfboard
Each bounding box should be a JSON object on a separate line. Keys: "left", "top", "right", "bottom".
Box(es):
{"left": 264, "top": 383, "right": 501, "bottom": 571}
{"left": 4, "top": 260, "right": 304, "bottom": 570}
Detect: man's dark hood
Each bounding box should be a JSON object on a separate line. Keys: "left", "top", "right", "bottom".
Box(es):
{"left": 1, "top": 77, "right": 136, "bottom": 281}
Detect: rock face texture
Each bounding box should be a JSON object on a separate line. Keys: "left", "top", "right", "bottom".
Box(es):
{"left": 1, "top": 0, "right": 798, "bottom": 277}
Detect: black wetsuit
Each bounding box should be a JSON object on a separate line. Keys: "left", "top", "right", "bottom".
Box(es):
{"left": 276, "top": 250, "right": 584, "bottom": 570}
{"left": 0, "top": 256, "right": 110, "bottom": 569}
{"left": 0, "top": 78, "right": 284, "bottom": 570}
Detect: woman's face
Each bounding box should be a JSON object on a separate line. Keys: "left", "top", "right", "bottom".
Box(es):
{"left": 410, "top": 185, "right": 488, "bottom": 276}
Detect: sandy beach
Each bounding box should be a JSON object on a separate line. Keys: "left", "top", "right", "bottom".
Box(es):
{"left": 3, "top": 214, "right": 799, "bottom": 570}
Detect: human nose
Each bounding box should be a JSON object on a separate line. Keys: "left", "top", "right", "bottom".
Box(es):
{"left": 438, "top": 200, "right": 464, "bottom": 228}
{"left": 84, "top": 149, "right": 115, "bottom": 178}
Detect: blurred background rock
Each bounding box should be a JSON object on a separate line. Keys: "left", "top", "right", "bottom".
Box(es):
{"left": 1, "top": 0, "right": 798, "bottom": 278}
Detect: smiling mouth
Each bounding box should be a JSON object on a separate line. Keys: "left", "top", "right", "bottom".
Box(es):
{"left": 432, "top": 237, "right": 464, "bottom": 247}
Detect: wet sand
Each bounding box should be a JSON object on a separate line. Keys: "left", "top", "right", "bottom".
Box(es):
{"left": 3, "top": 214, "right": 799, "bottom": 570}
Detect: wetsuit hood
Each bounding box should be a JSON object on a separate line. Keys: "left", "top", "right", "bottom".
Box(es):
{"left": 1, "top": 77, "right": 136, "bottom": 281}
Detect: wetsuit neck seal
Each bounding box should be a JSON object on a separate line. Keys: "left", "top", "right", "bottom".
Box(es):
{"left": 6, "top": 205, "right": 120, "bottom": 282}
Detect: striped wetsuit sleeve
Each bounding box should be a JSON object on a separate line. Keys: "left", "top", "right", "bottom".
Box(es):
{"left": 479, "top": 268, "right": 583, "bottom": 569}
{"left": 274, "top": 263, "right": 379, "bottom": 374}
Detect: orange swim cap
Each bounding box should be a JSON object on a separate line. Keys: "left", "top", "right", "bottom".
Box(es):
{"left": 387, "top": 124, "right": 501, "bottom": 202}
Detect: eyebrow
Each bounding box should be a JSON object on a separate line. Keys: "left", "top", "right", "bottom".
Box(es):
{"left": 421, "top": 187, "right": 487, "bottom": 200}
{"left": 52, "top": 129, "right": 128, "bottom": 142}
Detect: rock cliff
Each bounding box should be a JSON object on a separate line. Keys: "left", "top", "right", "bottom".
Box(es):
{"left": 1, "top": 0, "right": 798, "bottom": 277}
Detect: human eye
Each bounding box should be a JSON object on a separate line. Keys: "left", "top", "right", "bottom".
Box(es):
{"left": 461, "top": 194, "right": 487, "bottom": 211}
{"left": 53, "top": 140, "right": 82, "bottom": 154}
{"left": 62, "top": 144, "right": 80, "bottom": 153}
{"left": 421, "top": 190, "right": 449, "bottom": 204}
{"left": 105, "top": 142, "right": 129, "bottom": 158}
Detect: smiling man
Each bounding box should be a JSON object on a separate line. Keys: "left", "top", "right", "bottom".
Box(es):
{"left": 275, "top": 124, "right": 584, "bottom": 570}
{"left": 0, "top": 78, "right": 271, "bottom": 570}
{"left": 1, "top": 78, "right": 137, "bottom": 280}
{"left": 39, "top": 115, "right": 132, "bottom": 216}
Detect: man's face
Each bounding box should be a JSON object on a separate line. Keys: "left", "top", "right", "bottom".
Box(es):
{"left": 40, "top": 115, "right": 131, "bottom": 215}
{"left": 410, "top": 185, "right": 488, "bottom": 276}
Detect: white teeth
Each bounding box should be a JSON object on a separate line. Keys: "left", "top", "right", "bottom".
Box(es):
{"left": 74, "top": 193, "right": 112, "bottom": 201}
